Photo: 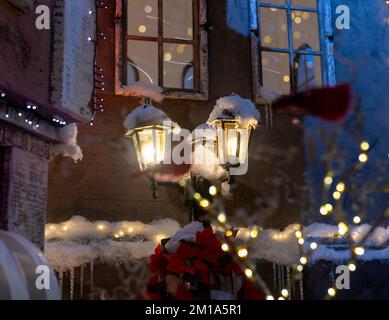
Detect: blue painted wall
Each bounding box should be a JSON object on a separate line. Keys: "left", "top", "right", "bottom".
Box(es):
{"left": 304, "top": 0, "right": 389, "bottom": 223}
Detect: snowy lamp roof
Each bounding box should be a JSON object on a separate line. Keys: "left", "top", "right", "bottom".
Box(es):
{"left": 123, "top": 102, "right": 179, "bottom": 135}
{"left": 207, "top": 94, "right": 261, "bottom": 129}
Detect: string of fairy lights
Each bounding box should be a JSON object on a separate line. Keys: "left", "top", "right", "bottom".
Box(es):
{"left": 88, "top": 1, "right": 108, "bottom": 127}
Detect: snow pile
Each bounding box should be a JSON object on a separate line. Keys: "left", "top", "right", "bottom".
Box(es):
{"left": 45, "top": 216, "right": 180, "bottom": 241}
{"left": 123, "top": 103, "right": 179, "bottom": 134}
{"left": 53, "top": 123, "right": 83, "bottom": 162}
{"left": 165, "top": 221, "right": 204, "bottom": 252}
{"left": 44, "top": 216, "right": 181, "bottom": 271}
{"left": 191, "top": 123, "right": 228, "bottom": 181}
{"left": 125, "top": 81, "right": 164, "bottom": 103}
{"left": 207, "top": 94, "right": 261, "bottom": 129}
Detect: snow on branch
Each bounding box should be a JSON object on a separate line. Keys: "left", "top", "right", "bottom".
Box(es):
{"left": 207, "top": 94, "right": 261, "bottom": 129}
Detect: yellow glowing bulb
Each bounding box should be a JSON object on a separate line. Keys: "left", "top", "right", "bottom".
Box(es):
{"left": 336, "top": 182, "right": 346, "bottom": 192}
{"left": 278, "top": 297, "right": 285, "bottom": 300}
{"left": 348, "top": 263, "right": 356, "bottom": 271}
{"left": 297, "top": 265, "right": 304, "bottom": 272}
{"left": 266, "top": 295, "right": 274, "bottom": 300}
{"left": 62, "top": 226, "right": 69, "bottom": 231}
{"left": 237, "top": 248, "right": 248, "bottom": 258}
{"left": 179, "top": 179, "right": 186, "bottom": 187}
{"left": 281, "top": 289, "right": 289, "bottom": 297}
{"left": 97, "top": 224, "right": 105, "bottom": 231}
{"left": 114, "top": 234, "right": 119, "bottom": 239}
{"left": 226, "top": 230, "right": 233, "bottom": 237}
{"left": 310, "top": 242, "right": 318, "bottom": 250}
{"left": 200, "top": 199, "right": 210, "bottom": 208}
{"left": 270, "top": 7, "right": 278, "bottom": 12}
{"left": 218, "top": 213, "right": 227, "bottom": 224}
{"left": 298, "top": 238, "right": 305, "bottom": 245}
{"left": 250, "top": 228, "right": 259, "bottom": 238}
{"left": 359, "top": 153, "right": 368, "bottom": 163}
{"left": 324, "top": 176, "right": 333, "bottom": 185}
{"left": 138, "top": 25, "right": 147, "bottom": 33}
{"left": 119, "top": 231, "right": 125, "bottom": 237}
{"left": 325, "top": 203, "right": 333, "bottom": 212}
{"left": 338, "top": 222, "right": 349, "bottom": 236}
{"left": 221, "top": 243, "right": 230, "bottom": 252}
{"left": 295, "top": 231, "right": 302, "bottom": 238}
{"left": 320, "top": 206, "right": 329, "bottom": 216}
{"left": 360, "top": 141, "right": 370, "bottom": 151}
{"left": 328, "top": 288, "right": 336, "bottom": 297}
{"left": 245, "top": 268, "right": 253, "bottom": 278}
{"left": 353, "top": 216, "right": 361, "bottom": 224}
{"left": 128, "top": 227, "right": 133, "bottom": 233}
{"left": 209, "top": 186, "right": 217, "bottom": 196}
{"left": 300, "top": 256, "right": 308, "bottom": 265}
{"left": 302, "top": 12, "right": 310, "bottom": 20}
{"left": 333, "top": 191, "right": 341, "bottom": 200}
{"left": 283, "top": 75, "right": 290, "bottom": 83}
{"left": 355, "top": 247, "right": 365, "bottom": 256}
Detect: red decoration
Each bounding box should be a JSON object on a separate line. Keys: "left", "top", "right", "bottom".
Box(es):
{"left": 272, "top": 84, "right": 352, "bottom": 121}
{"left": 146, "top": 227, "right": 264, "bottom": 300}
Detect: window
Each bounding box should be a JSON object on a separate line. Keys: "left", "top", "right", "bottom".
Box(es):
{"left": 250, "top": 0, "right": 335, "bottom": 100}
{"left": 115, "top": 0, "right": 208, "bottom": 100}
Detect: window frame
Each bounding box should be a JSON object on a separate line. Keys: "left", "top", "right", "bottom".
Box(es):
{"left": 115, "top": 0, "right": 209, "bottom": 100}
{"left": 250, "top": 0, "right": 336, "bottom": 103}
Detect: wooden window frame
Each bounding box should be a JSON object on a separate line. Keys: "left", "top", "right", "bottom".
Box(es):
{"left": 249, "top": 0, "right": 336, "bottom": 104}
{"left": 115, "top": 0, "right": 209, "bottom": 100}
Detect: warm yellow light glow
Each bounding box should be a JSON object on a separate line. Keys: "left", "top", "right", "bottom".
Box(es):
{"left": 155, "top": 234, "right": 165, "bottom": 243}
{"left": 298, "top": 238, "right": 305, "bottom": 245}
{"left": 348, "top": 263, "right": 356, "bottom": 271}
{"left": 336, "top": 182, "right": 346, "bottom": 192}
{"left": 354, "top": 247, "right": 365, "bottom": 256}
{"left": 270, "top": 7, "right": 278, "bottom": 12}
{"left": 283, "top": 75, "right": 290, "bottom": 83}
{"left": 97, "top": 224, "right": 105, "bottom": 231}
{"left": 138, "top": 25, "right": 147, "bottom": 33}
{"left": 300, "top": 256, "right": 308, "bottom": 265}
{"left": 187, "top": 28, "right": 193, "bottom": 37}
{"left": 297, "top": 265, "right": 304, "bottom": 272}
{"left": 263, "top": 35, "right": 272, "bottom": 44}
{"left": 360, "top": 141, "right": 370, "bottom": 151}
{"left": 218, "top": 213, "right": 227, "bottom": 224}
{"left": 226, "top": 230, "right": 233, "bottom": 237}
{"left": 338, "top": 222, "right": 349, "bottom": 236}
{"left": 328, "top": 288, "right": 336, "bottom": 297}
{"left": 310, "top": 242, "right": 318, "bottom": 250}
{"left": 324, "top": 176, "right": 333, "bottom": 185}
{"left": 227, "top": 138, "right": 238, "bottom": 157}
{"left": 209, "top": 186, "right": 217, "bottom": 196}
{"left": 294, "top": 17, "right": 302, "bottom": 24}
{"left": 114, "top": 234, "right": 119, "bottom": 239}
{"left": 128, "top": 227, "right": 133, "bottom": 233}
{"left": 333, "top": 191, "right": 341, "bottom": 200}
{"left": 353, "top": 216, "right": 361, "bottom": 224}
{"left": 266, "top": 295, "right": 274, "bottom": 300}
{"left": 221, "top": 243, "right": 230, "bottom": 252}
{"left": 281, "top": 289, "right": 289, "bottom": 297}
{"left": 302, "top": 12, "right": 310, "bottom": 20}
{"left": 164, "top": 52, "right": 172, "bottom": 61}
{"left": 320, "top": 206, "right": 329, "bottom": 216}
{"left": 295, "top": 231, "right": 302, "bottom": 238}
{"left": 199, "top": 199, "right": 210, "bottom": 208}
{"left": 245, "top": 268, "right": 253, "bottom": 278}
{"left": 62, "top": 226, "right": 69, "bottom": 232}
{"left": 325, "top": 203, "right": 333, "bottom": 212}
{"left": 176, "top": 44, "right": 186, "bottom": 54}
{"left": 194, "top": 193, "right": 201, "bottom": 200}
{"left": 278, "top": 297, "right": 285, "bottom": 300}
{"left": 237, "top": 248, "right": 248, "bottom": 258}
{"left": 250, "top": 228, "right": 259, "bottom": 238}
{"left": 141, "top": 142, "right": 156, "bottom": 164}
{"left": 359, "top": 153, "right": 368, "bottom": 163}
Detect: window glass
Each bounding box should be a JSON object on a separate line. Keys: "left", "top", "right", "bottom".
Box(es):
{"left": 261, "top": 51, "right": 291, "bottom": 94}
{"left": 127, "top": 0, "right": 158, "bottom": 37}
{"left": 163, "top": 0, "right": 193, "bottom": 40}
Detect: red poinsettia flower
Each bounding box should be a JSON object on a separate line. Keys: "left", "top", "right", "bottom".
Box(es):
{"left": 149, "top": 244, "right": 168, "bottom": 276}
{"left": 240, "top": 280, "right": 265, "bottom": 300}
{"left": 195, "top": 227, "right": 222, "bottom": 252}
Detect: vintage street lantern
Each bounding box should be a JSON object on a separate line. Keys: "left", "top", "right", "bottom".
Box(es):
{"left": 124, "top": 99, "right": 176, "bottom": 173}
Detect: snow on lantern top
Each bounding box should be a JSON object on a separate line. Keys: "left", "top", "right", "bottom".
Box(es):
{"left": 207, "top": 94, "right": 261, "bottom": 129}
{"left": 123, "top": 102, "right": 179, "bottom": 135}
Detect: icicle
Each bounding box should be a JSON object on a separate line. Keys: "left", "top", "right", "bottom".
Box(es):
{"left": 80, "top": 264, "right": 85, "bottom": 298}
{"left": 286, "top": 267, "right": 291, "bottom": 300}
{"left": 90, "top": 261, "right": 94, "bottom": 291}
{"left": 299, "top": 275, "right": 304, "bottom": 300}
{"left": 58, "top": 271, "right": 64, "bottom": 296}
{"left": 272, "top": 262, "right": 277, "bottom": 291}
{"left": 69, "top": 268, "right": 75, "bottom": 300}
